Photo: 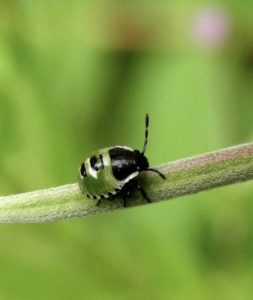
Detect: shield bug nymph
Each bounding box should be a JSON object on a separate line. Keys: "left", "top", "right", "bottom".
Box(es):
{"left": 78, "top": 113, "right": 165, "bottom": 207}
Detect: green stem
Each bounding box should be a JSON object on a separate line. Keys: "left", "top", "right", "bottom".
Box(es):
{"left": 1, "top": 142, "right": 253, "bottom": 223}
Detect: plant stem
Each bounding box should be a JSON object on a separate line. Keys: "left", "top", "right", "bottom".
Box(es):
{"left": 0, "top": 142, "right": 253, "bottom": 223}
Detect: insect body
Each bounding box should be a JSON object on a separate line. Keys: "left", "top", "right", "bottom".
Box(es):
{"left": 78, "top": 114, "right": 165, "bottom": 207}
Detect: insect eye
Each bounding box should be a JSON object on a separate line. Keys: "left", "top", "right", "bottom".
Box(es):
{"left": 80, "top": 163, "right": 87, "bottom": 177}
{"left": 90, "top": 156, "right": 100, "bottom": 171}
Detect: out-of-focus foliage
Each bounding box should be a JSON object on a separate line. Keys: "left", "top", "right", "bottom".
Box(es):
{"left": 0, "top": 1, "right": 253, "bottom": 299}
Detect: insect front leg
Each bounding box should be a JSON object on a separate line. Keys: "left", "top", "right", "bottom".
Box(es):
{"left": 120, "top": 184, "right": 131, "bottom": 207}
{"left": 132, "top": 179, "right": 151, "bottom": 203}
{"left": 123, "top": 189, "right": 131, "bottom": 207}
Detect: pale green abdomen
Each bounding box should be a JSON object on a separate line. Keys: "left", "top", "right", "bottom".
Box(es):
{"left": 78, "top": 148, "right": 123, "bottom": 199}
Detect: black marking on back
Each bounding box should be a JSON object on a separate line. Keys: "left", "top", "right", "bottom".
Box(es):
{"left": 109, "top": 147, "right": 149, "bottom": 181}
{"left": 92, "top": 195, "right": 98, "bottom": 200}
{"left": 80, "top": 163, "right": 87, "bottom": 177}
{"left": 99, "top": 154, "right": 105, "bottom": 169}
{"left": 90, "top": 156, "right": 100, "bottom": 171}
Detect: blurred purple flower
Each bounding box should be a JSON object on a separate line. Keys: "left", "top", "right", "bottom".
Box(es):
{"left": 191, "top": 7, "right": 231, "bottom": 48}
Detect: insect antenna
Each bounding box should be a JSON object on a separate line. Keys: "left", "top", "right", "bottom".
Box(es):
{"left": 142, "top": 113, "right": 149, "bottom": 154}
{"left": 146, "top": 168, "right": 166, "bottom": 179}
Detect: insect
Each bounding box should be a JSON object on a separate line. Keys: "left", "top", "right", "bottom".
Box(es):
{"left": 78, "top": 113, "right": 165, "bottom": 207}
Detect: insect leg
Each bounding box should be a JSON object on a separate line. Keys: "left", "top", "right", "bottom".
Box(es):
{"left": 122, "top": 188, "right": 131, "bottom": 207}
{"left": 146, "top": 168, "right": 166, "bottom": 179}
{"left": 132, "top": 180, "right": 151, "bottom": 203}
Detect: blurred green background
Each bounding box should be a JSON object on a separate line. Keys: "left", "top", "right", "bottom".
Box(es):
{"left": 1, "top": 1, "right": 253, "bottom": 299}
